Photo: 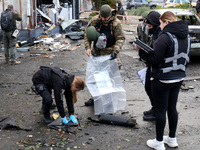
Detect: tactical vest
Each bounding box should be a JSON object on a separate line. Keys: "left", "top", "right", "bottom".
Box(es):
{"left": 95, "top": 20, "right": 115, "bottom": 48}
{"left": 152, "top": 32, "right": 190, "bottom": 80}
{"left": 40, "top": 66, "right": 68, "bottom": 87}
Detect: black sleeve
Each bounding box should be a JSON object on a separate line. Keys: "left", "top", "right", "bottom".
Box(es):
{"left": 65, "top": 89, "right": 74, "bottom": 116}
{"left": 139, "top": 34, "right": 171, "bottom": 65}
{"left": 52, "top": 75, "right": 66, "bottom": 118}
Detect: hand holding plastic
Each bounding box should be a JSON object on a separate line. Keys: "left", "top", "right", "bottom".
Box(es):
{"left": 110, "top": 52, "right": 117, "bottom": 60}
{"left": 61, "top": 116, "right": 68, "bottom": 124}
{"left": 69, "top": 115, "right": 78, "bottom": 124}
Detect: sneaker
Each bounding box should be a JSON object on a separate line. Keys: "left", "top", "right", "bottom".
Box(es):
{"left": 143, "top": 107, "right": 155, "bottom": 115}
{"left": 85, "top": 98, "right": 94, "bottom": 106}
{"left": 147, "top": 139, "right": 165, "bottom": 150}
{"left": 163, "top": 136, "right": 178, "bottom": 148}
{"left": 143, "top": 113, "right": 156, "bottom": 121}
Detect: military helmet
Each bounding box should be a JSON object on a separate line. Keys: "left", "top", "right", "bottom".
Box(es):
{"left": 86, "top": 26, "right": 100, "bottom": 41}
{"left": 100, "top": 4, "right": 112, "bottom": 18}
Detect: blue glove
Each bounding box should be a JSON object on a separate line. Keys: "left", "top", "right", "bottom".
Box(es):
{"left": 69, "top": 115, "right": 78, "bottom": 124}
{"left": 110, "top": 52, "right": 117, "bottom": 60}
{"left": 61, "top": 116, "right": 69, "bottom": 124}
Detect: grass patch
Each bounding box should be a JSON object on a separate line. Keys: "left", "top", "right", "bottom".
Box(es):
{"left": 127, "top": 7, "right": 151, "bottom": 18}
{"left": 175, "top": 4, "right": 190, "bottom": 9}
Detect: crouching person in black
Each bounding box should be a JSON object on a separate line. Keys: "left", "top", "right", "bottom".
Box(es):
{"left": 32, "top": 66, "right": 85, "bottom": 124}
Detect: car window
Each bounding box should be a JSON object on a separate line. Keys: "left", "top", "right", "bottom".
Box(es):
{"left": 165, "top": 0, "right": 174, "bottom": 3}
{"left": 142, "top": 0, "right": 148, "bottom": 4}
{"left": 182, "top": 0, "right": 188, "bottom": 3}
{"left": 189, "top": 16, "right": 199, "bottom": 25}
{"left": 177, "top": 15, "right": 199, "bottom": 25}
{"left": 135, "top": 0, "right": 141, "bottom": 2}
{"left": 175, "top": 0, "right": 180, "bottom": 3}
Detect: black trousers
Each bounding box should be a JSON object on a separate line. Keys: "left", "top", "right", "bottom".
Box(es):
{"left": 39, "top": 86, "right": 53, "bottom": 116}
{"left": 145, "top": 66, "right": 154, "bottom": 109}
{"left": 151, "top": 79, "right": 182, "bottom": 141}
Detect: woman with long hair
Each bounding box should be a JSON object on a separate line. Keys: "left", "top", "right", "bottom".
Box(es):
{"left": 137, "top": 11, "right": 191, "bottom": 150}
{"left": 32, "top": 66, "right": 85, "bottom": 124}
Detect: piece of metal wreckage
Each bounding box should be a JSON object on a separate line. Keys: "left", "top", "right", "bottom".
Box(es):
{"left": 65, "top": 31, "right": 84, "bottom": 40}
{"left": 88, "top": 115, "right": 139, "bottom": 128}
{"left": 18, "top": 40, "right": 42, "bottom": 47}
{"left": 61, "top": 19, "right": 88, "bottom": 40}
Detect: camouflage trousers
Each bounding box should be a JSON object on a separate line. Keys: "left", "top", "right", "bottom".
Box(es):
{"left": 3, "top": 31, "right": 17, "bottom": 63}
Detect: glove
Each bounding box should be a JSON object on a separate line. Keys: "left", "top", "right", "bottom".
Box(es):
{"left": 110, "top": 52, "right": 117, "bottom": 60}
{"left": 69, "top": 115, "right": 78, "bottom": 124}
{"left": 61, "top": 116, "right": 69, "bottom": 125}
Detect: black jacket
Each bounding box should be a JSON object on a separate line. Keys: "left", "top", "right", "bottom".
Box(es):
{"left": 32, "top": 70, "right": 75, "bottom": 118}
{"left": 145, "top": 11, "right": 161, "bottom": 48}
{"left": 148, "top": 25, "right": 161, "bottom": 48}
{"left": 139, "top": 20, "right": 190, "bottom": 80}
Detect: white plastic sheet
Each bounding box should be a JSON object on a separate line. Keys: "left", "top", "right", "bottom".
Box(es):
{"left": 86, "top": 55, "right": 126, "bottom": 115}
{"left": 137, "top": 67, "right": 147, "bottom": 85}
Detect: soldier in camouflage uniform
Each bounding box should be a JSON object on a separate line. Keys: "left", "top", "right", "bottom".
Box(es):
{"left": 84, "top": 4, "right": 125, "bottom": 67}
{"left": 84, "top": 4, "right": 125, "bottom": 106}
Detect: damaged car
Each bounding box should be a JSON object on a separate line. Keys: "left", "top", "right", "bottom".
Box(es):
{"left": 137, "top": 9, "right": 200, "bottom": 56}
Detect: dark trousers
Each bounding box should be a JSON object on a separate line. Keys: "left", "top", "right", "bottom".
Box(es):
{"left": 151, "top": 79, "right": 182, "bottom": 141}
{"left": 145, "top": 67, "right": 154, "bottom": 108}
{"left": 39, "top": 86, "right": 53, "bottom": 116}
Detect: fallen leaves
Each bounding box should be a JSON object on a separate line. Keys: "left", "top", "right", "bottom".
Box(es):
{"left": 124, "top": 138, "right": 130, "bottom": 142}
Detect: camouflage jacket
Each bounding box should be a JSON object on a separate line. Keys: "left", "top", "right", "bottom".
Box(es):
{"left": 12, "top": 11, "right": 22, "bottom": 30}
{"left": 84, "top": 9, "right": 125, "bottom": 56}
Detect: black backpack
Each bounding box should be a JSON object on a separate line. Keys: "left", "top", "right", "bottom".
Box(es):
{"left": 1, "top": 10, "right": 14, "bottom": 31}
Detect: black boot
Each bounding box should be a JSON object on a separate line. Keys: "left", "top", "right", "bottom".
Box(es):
{"left": 41, "top": 104, "right": 56, "bottom": 114}
{"left": 42, "top": 104, "right": 53, "bottom": 124}
{"left": 143, "top": 107, "right": 156, "bottom": 121}
{"left": 50, "top": 104, "right": 56, "bottom": 109}
{"left": 43, "top": 113, "right": 53, "bottom": 124}
{"left": 143, "top": 113, "right": 156, "bottom": 121}
{"left": 85, "top": 98, "right": 94, "bottom": 106}
{"left": 143, "top": 107, "right": 155, "bottom": 115}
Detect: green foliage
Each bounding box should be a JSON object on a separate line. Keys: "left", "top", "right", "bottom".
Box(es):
{"left": 92, "top": 0, "right": 117, "bottom": 10}
{"left": 25, "top": 146, "right": 35, "bottom": 150}
{"left": 127, "top": 7, "right": 151, "bottom": 18}
{"left": 101, "top": 0, "right": 117, "bottom": 6}
{"left": 89, "top": 12, "right": 98, "bottom": 20}
{"left": 126, "top": 5, "right": 195, "bottom": 19}
{"left": 166, "top": 6, "right": 176, "bottom": 8}
{"left": 156, "top": 6, "right": 163, "bottom": 9}
{"left": 175, "top": 4, "right": 190, "bottom": 9}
